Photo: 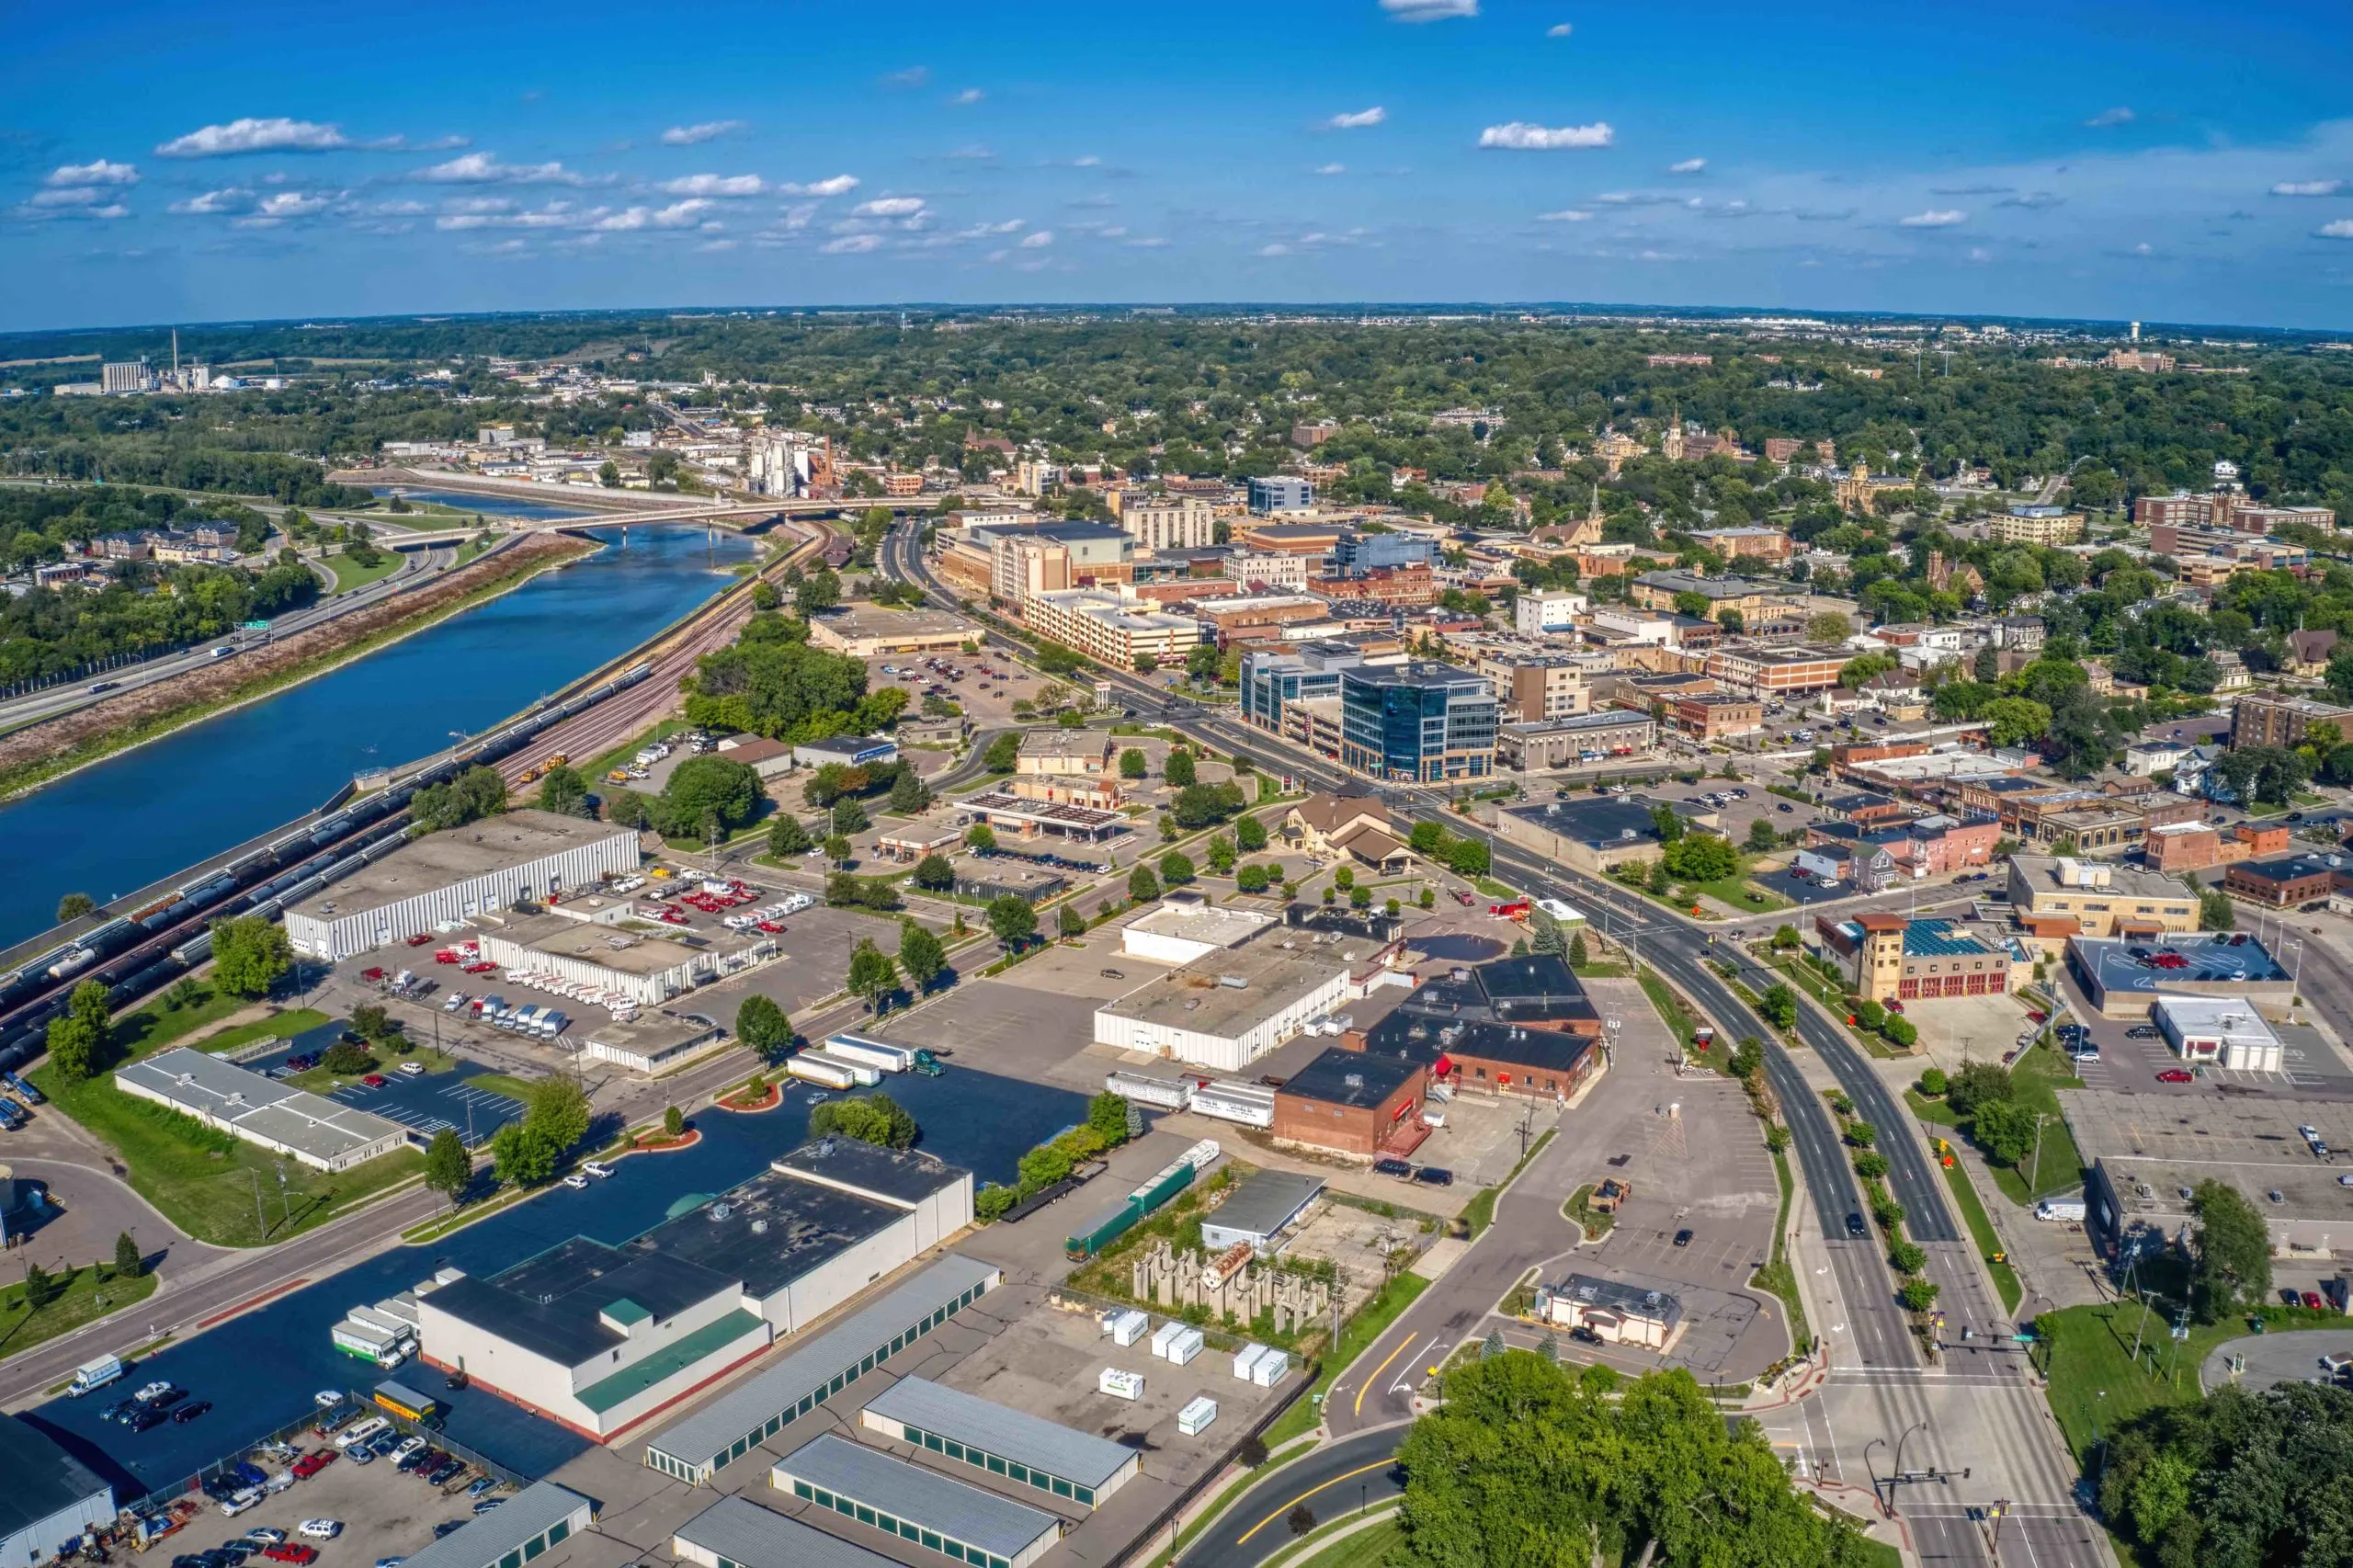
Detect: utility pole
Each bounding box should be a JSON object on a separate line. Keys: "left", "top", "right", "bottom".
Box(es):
{"left": 249, "top": 1169, "right": 267, "bottom": 1240}
{"left": 2029, "top": 1112, "right": 2048, "bottom": 1194}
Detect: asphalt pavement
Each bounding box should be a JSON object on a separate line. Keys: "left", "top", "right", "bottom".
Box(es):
{"left": 1174, "top": 1427, "right": 1405, "bottom": 1568}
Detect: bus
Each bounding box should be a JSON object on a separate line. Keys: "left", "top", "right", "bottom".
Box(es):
{"left": 373, "top": 1380, "right": 447, "bottom": 1428}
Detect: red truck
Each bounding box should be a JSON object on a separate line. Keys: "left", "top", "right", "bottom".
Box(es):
{"left": 1489, "top": 899, "right": 1531, "bottom": 921}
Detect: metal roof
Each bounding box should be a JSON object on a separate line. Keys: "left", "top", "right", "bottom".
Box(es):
{"left": 773, "top": 1435, "right": 1060, "bottom": 1561}
{"left": 864, "top": 1377, "right": 1138, "bottom": 1490}
{"left": 385, "top": 1482, "right": 592, "bottom": 1568}
{"left": 1201, "top": 1171, "right": 1325, "bottom": 1243}
{"left": 114, "top": 1048, "right": 408, "bottom": 1165}
{"left": 0, "top": 1413, "right": 109, "bottom": 1539}
{"left": 672, "top": 1496, "right": 903, "bottom": 1568}
{"left": 645, "top": 1254, "right": 999, "bottom": 1468}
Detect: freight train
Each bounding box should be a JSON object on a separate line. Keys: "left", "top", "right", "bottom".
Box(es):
{"left": 0, "top": 661, "right": 653, "bottom": 1070}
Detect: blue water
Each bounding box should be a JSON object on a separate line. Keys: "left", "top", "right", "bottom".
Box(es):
{"left": 0, "top": 526, "right": 754, "bottom": 946}
{"left": 22, "top": 1071, "right": 1086, "bottom": 1498}
{"left": 371, "top": 485, "right": 595, "bottom": 522}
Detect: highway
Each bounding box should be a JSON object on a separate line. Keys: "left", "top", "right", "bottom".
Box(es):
{"left": 881, "top": 522, "right": 2107, "bottom": 1568}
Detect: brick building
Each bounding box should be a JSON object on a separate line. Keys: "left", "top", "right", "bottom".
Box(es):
{"left": 1271, "top": 1049, "right": 1428, "bottom": 1159}
{"left": 2224, "top": 854, "right": 2353, "bottom": 908}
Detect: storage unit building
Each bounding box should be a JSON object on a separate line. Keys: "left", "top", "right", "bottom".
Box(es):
{"left": 116, "top": 1048, "right": 410, "bottom": 1171}
{"left": 672, "top": 1495, "right": 904, "bottom": 1568}
{"left": 644, "top": 1253, "right": 1000, "bottom": 1485}
{"left": 773, "top": 1435, "right": 1062, "bottom": 1568}
{"left": 376, "top": 1483, "right": 593, "bottom": 1568}
{"left": 861, "top": 1375, "right": 1142, "bottom": 1506}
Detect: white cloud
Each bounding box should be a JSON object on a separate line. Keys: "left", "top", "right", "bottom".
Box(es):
{"left": 1258, "top": 242, "right": 1290, "bottom": 255}
{"left": 1899, "top": 209, "right": 1967, "bottom": 226}
{"left": 1314, "top": 164, "right": 1347, "bottom": 176}
{"left": 1478, "top": 121, "right": 1614, "bottom": 150}
{"left": 950, "top": 87, "right": 985, "bottom": 106}
{"left": 1668, "top": 157, "right": 1707, "bottom": 175}
{"left": 592, "top": 199, "right": 715, "bottom": 231}
{"left": 170, "top": 187, "right": 253, "bottom": 214}
{"left": 822, "top": 233, "right": 882, "bottom": 253}
{"left": 156, "top": 118, "right": 354, "bottom": 156}
{"left": 660, "top": 120, "right": 745, "bottom": 146}
{"left": 779, "top": 174, "right": 859, "bottom": 198}
{"left": 2086, "top": 106, "right": 2135, "bottom": 128}
{"left": 1381, "top": 0, "right": 1476, "bottom": 19}
{"left": 658, "top": 173, "right": 765, "bottom": 198}
{"left": 1536, "top": 208, "right": 1593, "bottom": 222}
{"left": 234, "top": 189, "right": 338, "bottom": 227}
{"left": 1326, "top": 107, "right": 1386, "bottom": 131}
{"left": 2319, "top": 219, "right": 2353, "bottom": 239}
{"left": 881, "top": 66, "right": 931, "bottom": 87}
{"left": 854, "top": 196, "right": 926, "bottom": 217}
{"left": 1019, "top": 229, "right": 1053, "bottom": 247}
{"left": 414, "top": 153, "right": 587, "bottom": 186}
{"left": 2271, "top": 179, "right": 2346, "bottom": 197}
{"left": 949, "top": 144, "right": 995, "bottom": 160}
{"left": 697, "top": 238, "right": 736, "bottom": 252}
{"left": 47, "top": 160, "right": 138, "bottom": 187}
{"left": 28, "top": 187, "right": 106, "bottom": 209}
{"left": 1546, "top": 21, "right": 1572, "bottom": 36}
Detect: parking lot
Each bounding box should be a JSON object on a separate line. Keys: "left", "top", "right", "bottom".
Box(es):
{"left": 2052, "top": 970, "right": 2353, "bottom": 1101}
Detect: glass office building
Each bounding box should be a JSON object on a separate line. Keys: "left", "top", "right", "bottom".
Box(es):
{"left": 1339, "top": 664, "right": 1497, "bottom": 782}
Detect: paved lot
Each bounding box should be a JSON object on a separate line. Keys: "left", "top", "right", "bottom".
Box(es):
{"left": 2054, "top": 966, "right": 2353, "bottom": 1101}
{"left": 695, "top": 903, "right": 942, "bottom": 1020}
{"left": 2200, "top": 1327, "right": 2353, "bottom": 1394}
{"left": 861, "top": 976, "right": 1111, "bottom": 1094}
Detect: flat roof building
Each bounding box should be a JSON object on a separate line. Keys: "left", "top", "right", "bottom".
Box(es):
{"left": 1495, "top": 710, "right": 1658, "bottom": 771}
{"left": 1495, "top": 795, "right": 1689, "bottom": 874}
{"left": 774, "top": 1434, "right": 1062, "bottom": 1568}
{"left": 0, "top": 1413, "right": 114, "bottom": 1568}
{"left": 1093, "top": 931, "right": 1377, "bottom": 1074}
{"left": 1121, "top": 900, "right": 1279, "bottom": 966}
{"left": 804, "top": 605, "right": 974, "bottom": 658}
{"left": 1199, "top": 1169, "right": 1324, "bottom": 1254}
{"left": 645, "top": 1253, "right": 1000, "bottom": 1484}
{"left": 381, "top": 1483, "right": 593, "bottom": 1568}
{"left": 286, "top": 810, "right": 640, "bottom": 962}
{"left": 861, "top": 1376, "right": 1142, "bottom": 1506}
{"left": 673, "top": 1496, "right": 904, "bottom": 1568}
{"left": 959, "top": 790, "right": 1128, "bottom": 844}
{"left": 1272, "top": 1047, "right": 1428, "bottom": 1159}
{"left": 1534, "top": 1275, "right": 1685, "bottom": 1353}
{"left": 2064, "top": 933, "right": 2293, "bottom": 1018}
{"left": 476, "top": 912, "right": 777, "bottom": 1007}
{"left": 115, "top": 1047, "right": 410, "bottom": 1171}
{"left": 2152, "top": 995, "right": 2286, "bottom": 1073}
{"left": 2065, "top": 1087, "right": 2353, "bottom": 1261}
{"left": 2003, "top": 856, "right": 2200, "bottom": 940}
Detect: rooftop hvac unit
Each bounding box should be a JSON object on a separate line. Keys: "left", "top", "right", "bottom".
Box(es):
{"left": 1343, "top": 1074, "right": 1364, "bottom": 1088}
{"left": 708, "top": 1202, "right": 733, "bottom": 1221}
{"left": 1217, "top": 975, "right": 1249, "bottom": 989}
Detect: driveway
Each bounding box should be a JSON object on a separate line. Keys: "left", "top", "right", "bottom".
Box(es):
{"left": 2200, "top": 1327, "right": 2353, "bottom": 1394}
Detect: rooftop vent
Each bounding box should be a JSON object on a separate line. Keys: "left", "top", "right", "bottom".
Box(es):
{"left": 708, "top": 1201, "right": 734, "bottom": 1221}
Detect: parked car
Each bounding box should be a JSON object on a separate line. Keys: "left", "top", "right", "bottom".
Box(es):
{"left": 1412, "top": 1165, "right": 1455, "bottom": 1187}
{"left": 128, "top": 1406, "right": 170, "bottom": 1432}
{"left": 1567, "top": 1325, "right": 1603, "bottom": 1346}
{"left": 1372, "top": 1158, "right": 1414, "bottom": 1178}
{"left": 2157, "top": 1068, "right": 2196, "bottom": 1084}
{"left": 243, "top": 1532, "right": 286, "bottom": 1548}
{"left": 1673, "top": 1228, "right": 1695, "bottom": 1247}
{"left": 296, "top": 1522, "right": 341, "bottom": 1541}
{"left": 261, "top": 1549, "right": 316, "bottom": 1565}
{"left": 562, "top": 1173, "right": 589, "bottom": 1190}
{"left": 582, "top": 1160, "right": 613, "bottom": 1178}
{"left": 397, "top": 1062, "right": 426, "bottom": 1077}
{"left": 290, "top": 1452, "right": 335, "bottom": 1480}
{"left": 175, "top": 1400, "right": 213, "bottom": 1423}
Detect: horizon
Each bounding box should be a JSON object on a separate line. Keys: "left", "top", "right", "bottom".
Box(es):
{"left": 7, "top": 0, "right": 2353, "bottom": 332}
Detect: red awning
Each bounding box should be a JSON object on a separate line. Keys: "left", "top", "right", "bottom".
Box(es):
{"left": 1433, "top": 1054, "right": 1454, "bottom": 1075}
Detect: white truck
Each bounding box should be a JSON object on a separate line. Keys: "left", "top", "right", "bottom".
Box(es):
{"left": 2035, "top": 1198, "right": 2087, "bottom": 1223}
{"left": 68, "top": 1353, "right": 124, "bottom": 1396}
{"left": 824, "top": 1034, "right": 913, "bottom": 1074}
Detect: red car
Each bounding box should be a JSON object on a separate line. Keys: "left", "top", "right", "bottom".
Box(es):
{"left": 290, "top": 1451, "right": 335, "bottom": 1479}
{"left": 2303, "top": 1290, "right": 2325, "bottom": 1311}
{"left": 264, "top": 1547, "right": 318, "bottom": 1564}
{"left": 1885, "top": 999, "right": 1905, "bottom": 1014}
{"left": 463, "top": 961, "right": 497, "bottom": 974}
{"left": 434, "top": 950, "right": 461, "bottom": 964}
{"left": 407, "top": 933, "right": 435, "bottom": 947}
{"left": 2157, "top": 1068, "right": 2196, "bottom": 1084}
{"left": 757, "top": 921, "right": 784, "bottom": 934}
{"left": 361, "top": 1074, "right": 386, "bottom": 1087}
{"left": 359, "top": 967, "right": 386, "bottom": 983}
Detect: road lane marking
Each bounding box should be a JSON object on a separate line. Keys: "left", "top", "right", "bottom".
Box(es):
{"left": 1353, "top": 1333, "right": 1419, "bottom": 1418}
{"left": 1234, "top": 1459, "right": 1397, "bottom": 1546}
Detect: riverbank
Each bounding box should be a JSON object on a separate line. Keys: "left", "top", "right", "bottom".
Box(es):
{"left": 0, "top": 534, "right": 598, "bottom": 803}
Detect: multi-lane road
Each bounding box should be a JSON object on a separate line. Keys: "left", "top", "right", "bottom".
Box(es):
{"left": 883, "top": 522, "right": 2109, "bottom": 1568}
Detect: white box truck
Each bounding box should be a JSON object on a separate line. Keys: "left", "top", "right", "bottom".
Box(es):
{"left": 68, "top": 1354, "right": 124, "bottom": 1396}
{"left": 788, "top": 1054, "right": 858, "bottom": 1090}
{"left": 2035, "top": 1199, "right": 2087, "bottom": 1223}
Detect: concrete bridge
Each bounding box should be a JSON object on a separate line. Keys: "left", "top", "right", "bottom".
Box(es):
{"left": 334, "top": 467, "right": 940, "bottom": 541}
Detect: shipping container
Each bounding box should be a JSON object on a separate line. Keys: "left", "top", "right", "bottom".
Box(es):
{"left": 1250, "top": 1348, "right": 1290, "bottom": 1386}
{"left": 825, "top": 1034, "right": 915, "bottom": 1074}
{"left": 800, "top": 1050, "right": 882, "bottom": 1086}
{"left": 1150, "top": 1320, "right": 1188, "bottom": 1359}
{"left": 788, "top": 1055, "right": 858, "bottom": 1090}
{"left": 1177, "top": 1396, "right": 1219, "bottom": 1436}
{"left": 1104, "top": 1070, "right": 1192, "bottom": 1109}
{"left": 1098, "top": 1368, "right": 1144, "bottom": 1401}
{"left": 1165, "top": 1327, "right": 1204, "bottom": 1367}
{"left": 1105, "top": 1309, "right": 1151, "bottom": 1346}
{"left": 1064, "top": 1198, "right": 1141, "bottom": 1260}
{"left": 1233, "top": 1344, "right": 1271, "bottom": 1381}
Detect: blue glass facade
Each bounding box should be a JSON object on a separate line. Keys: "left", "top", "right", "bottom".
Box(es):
{"left": 1338, "top": 665, "right": 1496, "bottom": 782}
{"left": 1330, "top": 532, "right": 1435, "bottom": 573}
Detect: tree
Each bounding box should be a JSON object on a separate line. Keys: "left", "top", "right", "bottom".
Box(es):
{"left": 1889, "top": 1240, "right": 1927, "bottom": 1275}
{"left": 1663, "top": 832, "right": 1737, "bottom": 882}
{"left": 1235, "top": 813, "right": 1268, "bottom": 853}
{"left": 824, "top": 834, "right": 852, "bottom": 867}
{"left": 2199, "top": 889, "right": 2236, "bottom": 932}
{"left": 1528, "top": 904, "right": 1563, "bottom": 956}
{"left": 888, "top": 769, "right": 931, "bottom": 814}
{"left": 1846, "top": 1120, "right": 1877, "bottom": 1148}
{"left": 1758, "top": 983, "right": 1798, "bottom": 1030}
{"left": 1128, "top": 864, "right": 1161, "bottom": 903}
{"left": 663, "top": 1104, "right": 685, "bottom": 1137}
{"left": 1972, "top": 1097, "right": 2040, "bottom": 1169}
{"left": 54, "top": 892, "right": 95, "bottom": 922}
{"left": 1745, "top": 816, "right": 1779, "bottom": 851}
{"left": 537, "top": 763, "right": 592, "bottom": 818}
{"left": 983, "top": 732, "right": 1020, "bottom": 772}
{"left": 1240, "top": 864, "right": 1273, "bottom": 893}
{"left": 1165, "top": 748, "right": 1197, "bottom": 787}
{"left": 490, "top": 1118, "right": 559, "bottom": 1187}
{"left": 1947, "top": 1060, "right": 2014, "bottom": 1118}
{"left": 44, "top": 979, "right": 111, "bottom": 1081}
{"left": 598, "top": 459, "right": 621, "bottom": 488}
{"left": 986, "top": 894, "right": 1038, "bottom": 949}
{"left": 1287, "top": 1505, "right": 1316, "bottom": 1539}
{"left": 21, "top": 1260, "right": 56, "bottom": 1310}
{"left": 833, "top": 796, "right": 870, "bottom": 835}
{"left": 1205, "top": 834, "right": 1237, "bottom": 873}
{"left": 1807, "top": 611, "right": 1854, "bottom": 644}
{"left": 113, "top": 1228, "right": 143, "bottom": 1279}
{"left": 810, "top": 1092, "right": 917, "bottom": 1150}
{"left": 1916, "top": 1067, "right": 1949, "bottom": 1096}
{"left": 1059, "top": 902, "right": 1086, "bottom": 938}
{"left": 793, "top": 566, "right": 842, "bottom": 617}
{"left": 751, "top": 579, "right": 781, "bottom": 611}
{"left": 1650, "top": 802, "right": 1686, "bottom": 844}
{"left": 1160, "top": 850, "right": 1196, "bottom": 885}
{"left": 1120, "top": 747, "right": 1147, "bottom": 778}
{"left": 975, "top": 1184, "right": 1017, "bottom": 1221}
{"left": 657, "top": 756, "right": 761, "bottom": 840}
{"left": 1409, "top": 821, "right": 1448, "bottom": 857}
{"left": 767, "top": 813, "right": 813, "bottom": 858}
{"left": 1172, "top": 781, "right": 1244, "bottom": 829}
{"left": 847, "top": 939, "right": 900, "bottom": 1012}
{"left": 1851, "top": 1150, "right": 1889, "bottom": 1180}
{"left": 210, "top": 915, "right": 292, "bottom": 998}
{"left": 1567, "top": 930, "right": 1589, "bottom": 968}
{"left": 899, "top": 921, "right": 947, "bottom": 991}
{"left": 424, "top": 1129, "right": 472, "bottom": 1210}
{"left": 1899, "top": 1278, "right": 1941, "bottom": 1313}
{"left": 964, "top": 823, "right": 997, "bottom": 855}
{"left": 735, "top": 994, "right": 792, "bottom": 1058}
{"left": 2188, "top": 1179, "right": 2273, "bottom": 1318}
{"left": 912, "top": 852, "right": 955, "bottom": 891}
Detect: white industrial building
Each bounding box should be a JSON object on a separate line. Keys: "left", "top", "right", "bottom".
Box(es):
{"left": 1120, "top": 899, "right": 1277, "bottom": 966}
{"left": 416, "top": 1142, "right": 972, "bottom": 1440}
{"left": 475, "top": 913, "right": 776, "bottom": 1007}
{"left": 2154, "top": 995, "right": 2286, "bottom": 1073}
{"left": 285, "top": 810, "right": 640, "bottom": 961}
{"left": 115, "top": 1048, "right": 411, "bottom": 1171}
{"left": 0, "top": 1414, "right": 115, "bottom": 1568}
{"left": 1093, "top": 932, "right": 1375, "bottom": 1074}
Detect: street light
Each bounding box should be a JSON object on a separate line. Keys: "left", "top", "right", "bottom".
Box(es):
{"left": 1862, "top": 1437, "right": 1890, "bottom": 1517}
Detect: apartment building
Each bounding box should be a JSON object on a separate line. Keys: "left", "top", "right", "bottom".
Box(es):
{"left": 1023, "top": 590, "right": 1204, "bottom": 670}
{"left": 1989, "top": 506, "right": 2086, "bottom": 546}
{"left": 1245, "top": 476, "right": 1314, "bottom": 516}
{"left": 1118, "top": 495, "right": 1218, "bottom": 552}
{"left": 1515, "top": 589, "right": 1588, "bottom": 635}
{"left": 2230, "top": 689, "right": 2353, "bottom": 751}
{"left": 1704, "top": 643, "right": 1848, "bottom": 698}
{"left": 1671, "top": 694, "right": 1764, "bottom": 740}
{"left": 1477, "top": 653, "right": 1588, "bottom": 724}
{"left": 1222, "top": 551, "right": 1313, "bottom": 589}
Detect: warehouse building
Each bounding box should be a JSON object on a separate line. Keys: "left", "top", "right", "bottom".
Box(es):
{"left": 804, "top": 605, "right": 974, "bottom": 658}
{"left": 2065, "top": 1087, "right": 2353, "bottom": 1262}
{"left": 418, "top": 1143, "right": 973, "bottom": 1439}
{"left": 1272, "top": 1048, "right": 1428, "bottom": 1159}
{"left": 285, "top": 810, "right": 640, "bottom": 961}
{"left": 0, "top": 1413, "right": 114, "bottom": 1568}
{"left": 644, "top": 1253, "right": 1000, "bottom": 1485}
{"left": 477, "top": 914, "right": 777, "bottom": 1007}
{"left": 379, "top": 1482, "right": 594, "bottom": 1568}
{"left": 116, "top": 1047, "right": 410, "bottom": 1171}
{"left": 1494, "top": 796, "right": 1696, "bottom": 875}
{"left": 1093, "top": 929, "right": 1382, "bottom": 1074}
{"left": 2064, "top": 933, "right": 2293, "bottom": 1018}
{"left": 773, "top": 1435, "right": 1063, "bottom": 1568}
{"left": 1199, "top": 1169, "right": 1325, "bottom": 1254}
{"left": 672, "top": 1496, "right": 904, "bottom": 1568}
{"left": 1120, "top": 899, "right": 1278, "bottom": 965}
{"left": 860, "top": 1376, "right": 1143, "bottom": 1506}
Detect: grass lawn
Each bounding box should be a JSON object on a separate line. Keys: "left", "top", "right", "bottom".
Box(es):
{"left": 109, "top": 985, "right": 259, "bottom": 1059}
{"left": 1472, "top": 875, "right": 1518, "bottom": 900}
{"left": 1287, "top": 1519, "right": 1400, "bottom": 1568}
{"left": 1261, "top": 1271, "right": 1434, "bottom": 1449}
{"left": 462, "top": 1072, "right": 542, "bottom": 1101}
{"left": 189, "top": 1008, "right": 331, "bottom": 1055}
{"left": 1935, "top": 1152, "right": 2025, "bottom": 1313}
{"left": 326, "top": 548, "right": 405, "bottom": 593}
{"left": 1563, "top": 1182, "right": 1618, "bottom": 1242}
{"left": 1636, "top": 968, "right": 1713, "bottom": 1063}
{"left": 1749, "top": 1146, "right": 1813, "bottom": 1351}
{"left": 0, "top": 1263, "right": 158, "bottom": 1359}
{"left": 2036, "top": 1298, "right": 2347, "bottom": 1462}
{"left": 1908, "top": 1045, "right": 2085, "bottom": 1206}
{"left": 27, "top": 1062, "right": 424, "bottom": 1248}
{"left": 1686, "top": 872, "right": 1791, "bottom": 912}
{"left": 1570, "top": 961, "right": 1628, "bottom": 978}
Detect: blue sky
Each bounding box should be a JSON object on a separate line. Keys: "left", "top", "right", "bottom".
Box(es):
{"left": 7, "top": 0, "right": 2353, "bottom": 332}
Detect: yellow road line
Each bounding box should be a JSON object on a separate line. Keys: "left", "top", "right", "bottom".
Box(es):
{"left": 1352, "top": 1332, "right": 1419, "bottom": 1419}
{"left": 1235, "top": 1460, "right": 1397, "bottom": 1546}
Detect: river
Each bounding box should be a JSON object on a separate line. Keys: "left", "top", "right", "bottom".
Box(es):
{"left": 372, "top": 484, "right": 597, "bottom": 521}
{"left": 0, "top": 517, "right": 755, "bottom": 946}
